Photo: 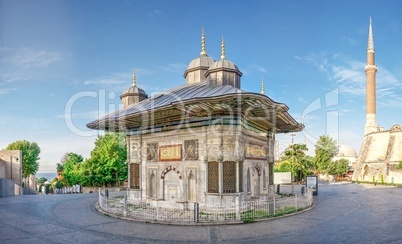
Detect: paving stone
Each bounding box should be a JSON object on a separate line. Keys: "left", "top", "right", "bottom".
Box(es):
{"left": 1, "top": 182, "right": 402, "bottom": 243}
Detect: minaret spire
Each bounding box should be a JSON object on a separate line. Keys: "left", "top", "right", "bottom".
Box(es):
{"left": 132, "top": 69, "right": 137, "bottom": 87}
{"left": 220, "top": 35, "right": 226, "bottom": 59}
{"left": 364, "top": 17, "right": 378, "bottom": 135}
{"left": 368, "top": 17, "right": 374, "bottom": 52}
{"left": 200, "top": 26, "right": 207, "bottom": 56}
{"left": 261, "top": 76, "right": 265, "bottom": 95}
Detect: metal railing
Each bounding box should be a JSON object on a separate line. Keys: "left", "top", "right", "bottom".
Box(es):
{"left": 98, "top": 188, "right": 313, "bottom": 224}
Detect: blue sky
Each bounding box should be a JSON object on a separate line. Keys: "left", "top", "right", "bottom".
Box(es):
{"left": 1, "top": 0, "right": 402, "bottom": 173}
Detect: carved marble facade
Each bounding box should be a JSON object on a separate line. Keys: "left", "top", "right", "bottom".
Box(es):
{"left": 126, "top": 123, "right": 276, "bottom": 206}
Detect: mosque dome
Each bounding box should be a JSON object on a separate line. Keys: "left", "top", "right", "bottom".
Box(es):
{"left": 337, "top": 142, "right": 357, "bottom": 157}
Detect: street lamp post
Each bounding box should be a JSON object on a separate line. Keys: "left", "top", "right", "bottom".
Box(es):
{"left": 290, "top": 133, "right": 296, "bottom": 195}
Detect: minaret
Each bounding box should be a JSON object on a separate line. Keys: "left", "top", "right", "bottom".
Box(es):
{"left": 365, "top": 17, "right": 378, "bottom": 135}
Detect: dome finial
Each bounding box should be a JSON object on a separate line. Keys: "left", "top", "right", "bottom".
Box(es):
{"left": 368, "top": 17, "right": 374, "bottom": 52}
{"left": 200, "top": 26, "right": 207, "bottom": 56}
{"left": 132, "top": 69, "right": 137, "bottom": 87}
{"left": 220, "top": 35, "right": 226, "bottom": 59}
{"left": 261, "top": 76, "right": 265, "bottom": 95}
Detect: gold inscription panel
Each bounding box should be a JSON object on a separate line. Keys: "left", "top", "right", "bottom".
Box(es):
{"left": 159, "top": 145, "right": 182, "bottom": 161}
{"left": 245, "top": 144, "right": 267, "bottom": 159}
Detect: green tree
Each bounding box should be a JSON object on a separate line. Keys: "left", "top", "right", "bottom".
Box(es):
{"left": 6, "top": 140, "right": 40, "bottom": 177}
{"left": 83, "top": 132, "right": 127, "bottom": 187}
{"left": 274, "top": 159, "right": 292, "bottom": 172}
{"left": 56, "top": 163, "right": 64, "bottom": 173}
{"left": 80, "top": 132, "right": 128, "bottom": 186}
{"left": 282, "top": 143, "right": 312, "bottom": 181}
{"left": 36, "top": 177, "right": 48, "bottom": 184}
{"left": 335, "top": 159, "right": 349, "bottom": 178}
{"left": 312, "top": 135, "right": 337, "bottom": 174}
{"left": 62, "top": 152, "right": 84, "bottom": 186}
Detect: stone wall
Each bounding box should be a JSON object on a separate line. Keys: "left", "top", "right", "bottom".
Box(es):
{"left": 353, "top": 129, "right": 402, "bottom": 182}
{"left": 0, "top": 178, "right": 15, "bottom": 197}
{"left": 0, "top": 150, "right": 22, "bottom": 186}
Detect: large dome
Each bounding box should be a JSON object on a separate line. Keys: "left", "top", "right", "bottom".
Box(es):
{"left": 337, "top": 142, "right": 357, "bottom": 157}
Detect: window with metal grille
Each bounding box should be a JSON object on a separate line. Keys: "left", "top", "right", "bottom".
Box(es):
{"left": 223, "top": 161, "right": 236, "bottom": 193}
{"left": 208, "top": 161, "right": 219, "bottom": 193}
{"left": 130, "top": 164, "right": 140, "bottom": 189}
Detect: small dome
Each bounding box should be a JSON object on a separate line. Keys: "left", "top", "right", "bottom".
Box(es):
{"left": 337, "top": 142, "right": 357, "bottom": 157}
{"left": 121, "top": 86, "right": 147, "bottom": 97}
{"left": 186, "top": 55, "right": 215, "bottom": 71}
{"left": 184, "top": 55, "right": 215, "bottom": 79}
{"left": 208, "top": 58, "right": 240, "bottom": 71}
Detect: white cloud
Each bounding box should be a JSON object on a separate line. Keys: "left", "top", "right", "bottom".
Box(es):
{"left": 159, "top": 63, "right": 187, "bottom": 74}
{"left": 149, "top": 9, "right": 162, "bottom": 17}
{"left": 242, "top": 64, "right": 268, "bottom": 76}
{"left": 0, "top": 87, "right": 17, "bottom": 96}
{"left": 56, "top": 110, "right": 106, "bottom": 120}
{"left": 296, "top": 52, "right": 402, "bottom": 107}
{"left": 1, "top": 48, "right": 62, "bottom": 69}
{"left": 0, "top": 73, "right": 22, "bottom": 84}
{"left": 83, "top": 77, "right": 128, "bottom": 85}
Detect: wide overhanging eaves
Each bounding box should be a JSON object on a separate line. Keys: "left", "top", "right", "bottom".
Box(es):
{"left": 86, "top": 92, "right": 303, "bottom": 133}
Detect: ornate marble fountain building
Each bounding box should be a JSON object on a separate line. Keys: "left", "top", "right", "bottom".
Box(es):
{"left": 87, "top": 31, "right": 303, "bottom": 206}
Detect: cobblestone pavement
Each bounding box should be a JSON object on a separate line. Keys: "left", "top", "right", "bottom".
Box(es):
{"left": 1, "top": 182, "right": 402, "bottom": 243}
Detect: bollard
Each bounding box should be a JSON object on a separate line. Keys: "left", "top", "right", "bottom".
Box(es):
{"left": 301, "top": 186, "right": 305, "bottom": 195}
{"left": 194, "top": 202, "right": 199, "bottom": 223}
{"left": 269, "top": 197, "right": 275, "bottom": 215}
{"left": 105, "top": 188, "right": 109, "bottom": 198}
{"left": 123, "top": 195, "right": 127, "bottom": 217}
{"left": 236, "top": 196, "right": 240, "bottom": 221}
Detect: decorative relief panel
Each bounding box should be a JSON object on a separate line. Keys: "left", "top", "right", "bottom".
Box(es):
{"left": 147, "top": 143, "right": 158, "bottom": 162}
{"left": 184, "top": 140, "right": 198, "bottom": 160}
